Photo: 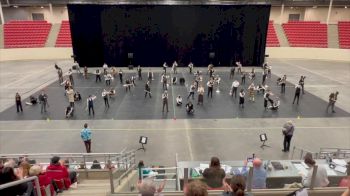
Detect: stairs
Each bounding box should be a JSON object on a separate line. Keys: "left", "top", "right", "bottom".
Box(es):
{"left": 45, "top": 23, "right": 61, "bottom": 47}
{"left": 0, "top": 25, "right": 4, "bottom": 48}
{"left": 61, "top": 179, "right": 110, "bottom": 196}
{"left": 274, "top": 23, "right": 289, "bottom": 47}
{"left": 328, "top": 24, "right": 339, "bottom": 48}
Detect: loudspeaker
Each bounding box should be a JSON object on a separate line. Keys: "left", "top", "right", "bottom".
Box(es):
{"left": 128, "top": 65, "right": 134, "bottom": 70}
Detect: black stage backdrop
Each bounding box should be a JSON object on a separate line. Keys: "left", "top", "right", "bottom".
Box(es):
{"left": 68, "top": 4, "right": 270, "bottom": 67}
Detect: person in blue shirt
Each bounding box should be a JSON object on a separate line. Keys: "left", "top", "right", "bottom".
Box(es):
{"left": 80, "top": 123, "right": 92, "bottom": 153}
{"left": 138, "top": 160, "right": 151, "bottom": 179}
{"left": 242, "top": 158, "right": 267, "bottom": 189}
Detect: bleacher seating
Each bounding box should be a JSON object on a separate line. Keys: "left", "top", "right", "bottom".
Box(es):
{"left": 4, "top": 20, "right": 51, "bottom": 48}
{"left": 55, "top": 20, "right": 72, "bottom": 47}
{"left": 338, "top": 21, "right": 350, "bottom": 49}
{"left": 282, "top": 21, "right": 328, "bottom": 48}
{"left": 266, "top": 21, "right": 280, "bottom": 47}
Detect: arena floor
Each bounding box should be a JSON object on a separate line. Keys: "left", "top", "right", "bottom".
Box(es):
{"left": 0, "top": 58, "right": 349, "bottom": 166}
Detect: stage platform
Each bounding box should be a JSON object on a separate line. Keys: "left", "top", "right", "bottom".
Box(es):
{"left": 0, "top": 68, "right": 348, "bottom": 121}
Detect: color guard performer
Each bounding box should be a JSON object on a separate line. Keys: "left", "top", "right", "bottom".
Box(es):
{"left": 145, "top": 81, "right": 152, "bottom": 98}
{"left": 207, "top": 78, "right": 214, "bottom": 98}
{"left": 161, "top": 73, "right": 168, "bottom": 90}
{"left": 327, "top": 91, "right": 339, "bottom": 113}
{"left": 197, "top": 84, "right": 204, "bottom": 105}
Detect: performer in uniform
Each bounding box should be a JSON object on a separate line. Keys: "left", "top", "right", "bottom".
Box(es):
{"left": 102, "top": 63, "right": 108, "bottom": 75}
{"left": 327, "top": 91, "right": 339, "bottom": 113}
{"left": 163, "top": 62, "right": 168, "bottom": 74}
{"left": 207, "top": 78, "right": 214, "bottom": 98}
{"left": 231, "top": 80, "right": 240, "bottom": 98}
{"left": 145, "top": 81, "right": 151, "bottom": 98}
{"left": 240, "top": 71, "right": 246, "bottom": 85}
{"left": 137, "top": 65, "right": 142, "bottom": 80}
{"left": 239, "top": 89, "right": 245, "bottom": 108}
{"left": 38, "top": 90, "right": 49, "bottom": 113}
{"left": 299, "top": 76, "right": 306, "bottom": 94}
{"left": 262, "top": 68, "right": 267, "bottom": 85}
{"left": 186, "top": 101, "right": 194, "bottom": 114}
{"left": 125, "top": 78, "right": 132, "bottom": 92}
{"left": 197, "top": 84, "right": 204, "bottom": 105}
{"left": 102, "top": 89, "right": 109, "bottom": 108}
{"left": 147, "top": 69, "right": 154, "bottom": 82}
{"left": 208, "top": 66, "right": 215, "bottom": 78}
{"left": 87, "top": 95, "right": 96, "bottom": 116}
{"left": 67, "top": 69, "right": 74, "bottom": 85}
{"left": 236, "top": 61, "right": 242, "bottom": 74}
{"left": 66, "top": 86, "right": 75, "bottom": 107}
{"left": 105, "top": 73, "right": 113, "bottom": 86}
{"left": 248, "top": 83, "right": 255, "bottom": 102}
{"left": 188, "top": 62, "right": 194, "bottom": 74}
{"left": 162, "top": 90, "right": 169, "bottom": 113}
{"left": 118, "top": 69, "right": 123, "bottom": 84}
{"left": 292, "top": 84, "right": 302, "bottom": 105}
{"left": 280, "top": 75, "right": 287, "bottom": 93}
{"left": 15, "top": 92, "right": 23, "bottom": 113}
{"left": 230, "top": 66, "right": 235, "bottom": 79}
{"left": 161, "top": 74, "right": 168, "bottom": 90}
{"left": 57, "top": 68, "right": 64, "bottom": 84}
{"left": 84, "top": 66, "right": 88, "bottom": 79}
{"left": 187, "top": 82, "right": 196, "bottom": 100}
{"left": 249, "top": 68, "right": 256, "bottom": 81}
{"left": 176, "top": 95, "right": 183, "bottom": 106}
{"left": 65, "top": 105, "right": 74, "bottom": 118}
{"left": 172, "top": 61, "right": 178, "bottom": 74}
{"left": 95, "top": 69, "right": 101, "bottom": 82}
{"left": 264, "top": 90, "right": 274, "bottom": 110}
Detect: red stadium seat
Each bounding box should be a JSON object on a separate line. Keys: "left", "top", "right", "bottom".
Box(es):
{"left": 338, "top": 21, "right": 350, "bottom": 49}
{"left": 55, "top": 20, "right": 72, "bottom": 47}
{"left": 266, "top": 21, "right": 280, "bottom": 47}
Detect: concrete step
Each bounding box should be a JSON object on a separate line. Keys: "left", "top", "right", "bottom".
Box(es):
{"left": 327, "top": 24, "right": 339, "bottom": 48}
{"left": 45, "top": 23, "right": 61, "bottom": 47}
{"left": 61, "top": 179, "right": 110, "bottom": 196}
{"left": 0, "top": 25, "right": 4, "bottom": 48}
{"left": 274, "top": 23, "right": 289, "bottom": 47}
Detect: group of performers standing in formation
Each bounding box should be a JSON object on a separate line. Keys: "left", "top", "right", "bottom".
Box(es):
{"left": 13, "top": 61, "right": 340, "bottom": 118}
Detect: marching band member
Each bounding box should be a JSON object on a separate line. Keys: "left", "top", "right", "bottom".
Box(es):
{"left": 66, "top": 86, "right": 75, "bottom": 107}
{"left": 176, "top": 95, "right": 183, "bottom": 106}
{"left": 74, "top": 91, "right": 82, "bottom": 101}
{"left": 105, "top": 73, "right": 113, "bottom": 86}
{"left": 65, "top": 105, "right": 74, "bottom": 118}
{"left": 118, "top": 69, "right": 123, "bottom": 84}
{"left": 268, "top": 97, "right": 280, "bottom": 110}
{"left": 147, "top": 69, "right": 154, "bottom": 82}
{"left": 239, "top": 89, "right": 245, "bottom": 108}
{"left": 95, "top": 69, "right": 102, "bottom": 82}
{"left": 15, "top": 92, "right": 23, "bottom": 113}
{"left": 299, "top": 76, "right": 306, "bottom": 94}
{"left": 38, "top": 90, "right": 49, "bottom": 113}
{"left": 186, "top": 101, "right": 194, "bottom": 114}
{"left": 125, "top": 78, "right": 132, "bottom": 92}
{"left": 208, "top": 65, "right": 215, "bottom": 78}
{"left": 214, "top": 75, "right": 221, "bottom": 90}
{"left": 197, "top": 84, "right": 205, "bottom": 105}
{"left": 249, "top": 68, "right": 256, "bottom": 81}
{"left": 207, "top": 78, "right": 214, "bottom": 98}
{"left": 145, "top": 81, "right": 152, "bottom": 98}
{"left": 111, "top": 67, "right": 117, "bottom": 77}
{"left": 137, "top": 65, "right": 142, "bottom": 80}
{"left": 84, "top": 66, "right": 88, "bottom": 79}
{"left": 161, "top": 73, "right": 168, "bottom": 90}
{"left": 67, "top": 69, "right": 74, "bottom": 85}
{"left": 280, "top": 75, "right": 287, "bottom": 93}
{"left": 163, "top": 62, "right": 168, "bottom": 74}
{"left": 162, "top": 90, "right": 169, "bottom": 113}
{"left": 241, "top": 71, "right": 246, "bottom": 85}
{"left": 293, "top": 84, "right": 302, "bottom": 105}
{"left": 188, "top": 62, "right": 194, "bottom": 74}
{"left": 236, "top": 61, "right": 242, "bottom": 74}
{"left": 262, "top": 68, "right": 268, "bottom": 85}
{"left": 230, "top": 66, "right": 235, "bottom": 79}
{"left": 231, "top": 80, "right": 240, "bottom": 98}
{"left": 187, "top": 82, "right": 196, "bottom": 100}
{"left": 264, "top": 90, "right": 274, "bottom": 110}
{"left": 57, "top": 67, "right": 64, "bottom": 84}
{"left": 256, "top": 84, "right": 267, "bottom": 94}
{"left": 172, "top": 61, "right": 178, "bottom": 74}
{"left": 102, "top": 63, "right": 108, "bottom": 75}
{"left": 248, "top": 83, "right": 255, "bottom": 102}
{"left": 86, "top": 95, "right": 96, "bottom": 116}
{"left": 102, "top": 89, "right": 109, "bottom": 108}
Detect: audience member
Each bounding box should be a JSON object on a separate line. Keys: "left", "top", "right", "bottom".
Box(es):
{"left": 243, "top": 158, "right": 267, "bottom": 189}
{"left": 46, "top": 156, "right": 71, "bottom": 189}
{"left": 203, "top": 157, "right": 226, "bottom": 189}
{"left": 339, "top": 162, "right": 350, "bottom": 187}
{"left": 3, "top": 159, "right": 16, "bottom": 168}
{"left": 19, "top": 161, "right": 31, "bottom": 178}
{"left": 138, "top": 160, "right": 151, "bottom": 179}
{"left": 302, "top": 155, "right": 329, "bottom": 187}
{"left": 91, "top": 160, "right": 102, "bottom": 169}
{"left": 60, "top": 159, "right": 78, "bottom": 184}
{"left": 0, "top": 167, "right": 28, "bottom": 196}
{"left": 29, "top": 165, "right": 55, "bottom": 195}
{"left": 184, "top": 180, "right": 208, "bottom": 196}
{"left": 137, "top": 178, "right": 166, "bottom": 196}
{"left": 223, "top": 175, "right": 253, "bottom": 196}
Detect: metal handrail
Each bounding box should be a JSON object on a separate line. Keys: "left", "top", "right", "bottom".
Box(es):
{"left": 0, "top": 176, "right": 41, "bottom": 196}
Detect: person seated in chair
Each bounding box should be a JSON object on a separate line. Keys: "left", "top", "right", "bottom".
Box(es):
{"left": 176, "top": 95, "right": 182, "bottom": 106}
{"left": 74, "top": 92, "right": 82, "bottom": 101}
{"left": 268, "top": 97, "right": 280, "bottom": 110}
{"left": 186, "top": 101, "right": 194, "bottom": 114}
{"left": 65, "top": 105, "right": 74, "bottom": 118}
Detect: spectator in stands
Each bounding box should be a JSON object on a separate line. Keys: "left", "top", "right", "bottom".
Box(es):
{"left": 138, "top": 160, "right": 151, "bottom": 179}
{"left": 46, "top": 156, "right": 71, "bottom": 190}
{"left": 19, "top": 161, "right": 31, "bottom": 178}
{"left": 203, "top": 157, "right": 226, "bottom": 189}
{"left": 243, "top": 158, "right": 267, "bottom": 189}
{"left": 60, "top": 159, "right": 78, "bottom": 184}
{"left": 339, "top": 162, "right": 350, "bottom": 187}
{"left": 223, "top": 175, "right": 252, "bottom": 196}
{"left": 184, "top": 180, "right": 208, "bottom": 196}
{"left": 137, "top": 178, "right": 166, "bottom": 196}
{"left": 0, "top": 167, "right": 28, "bottom": 196}
{"left": 3, "top": 159, "right": 16, "bottom": 168}
{"left": 29, "top": 165, "right": 55, "bottom": 195}
{"left": 91, "top": 160, "right": 102, "bottom": 169}
{"left": 302, "top": 155, "right": 329, "bottom": 188}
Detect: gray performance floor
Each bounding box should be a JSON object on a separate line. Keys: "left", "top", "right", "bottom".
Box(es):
{"left": 0, "top": 69, "right": 348, "bottom": 120}
{"left": 0, "top": 58, "right": 349, "bottom": 166}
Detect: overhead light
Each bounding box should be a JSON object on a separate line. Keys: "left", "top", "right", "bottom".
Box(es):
{"left": 290, "top": 7, "right": 293, "bottom": 9}
{"left": 345, "top": 6, "right": 348, "bottom": 9}
{"left": 41, "top": 6, "right": 44, "bottom": 9}
{"left": 13, "top": 5, "right": 18, "bottom": 8}
{"left": 312, "top": 6, "right": 317, "bottom": 9}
